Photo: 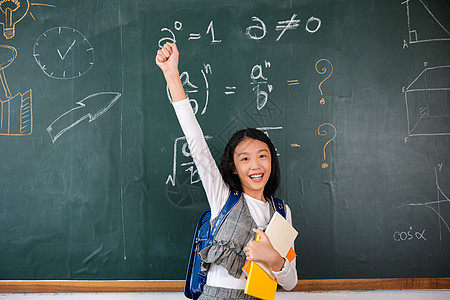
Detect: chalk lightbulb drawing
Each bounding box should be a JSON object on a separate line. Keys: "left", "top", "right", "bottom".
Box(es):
{"left": 0, "top": 1, "right": 55, "bottom": 39}
{"left": 0, "top": 0, "right": 29, "bottom": 39}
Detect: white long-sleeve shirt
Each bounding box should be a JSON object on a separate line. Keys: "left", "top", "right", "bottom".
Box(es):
{"left": 172, "top": 99, "right": 298, "bottom": 291}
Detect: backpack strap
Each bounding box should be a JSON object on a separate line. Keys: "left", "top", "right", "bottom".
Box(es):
{"left": 272, "top": 197, "right": 286, "bottom": 219}
{"left": 206, "top": 191, "right": 241, "bottom": 247}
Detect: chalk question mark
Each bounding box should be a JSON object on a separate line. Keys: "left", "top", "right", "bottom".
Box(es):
{"left": 315, "top": 59, "right": 333, "bottom": 105}
{"left": 317, "top": 123, "right": 337, "bottom": 169}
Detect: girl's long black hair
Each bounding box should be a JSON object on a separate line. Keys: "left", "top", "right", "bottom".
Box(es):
{"left": 219, "top": 128, "right": 280, "bottom": 198}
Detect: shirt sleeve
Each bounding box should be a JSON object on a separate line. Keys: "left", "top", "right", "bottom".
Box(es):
{"left": 272, "top": 205, "right": 298, "bottom": 291}
{"left": 172, "top": 98, "right": 229, "bottom": 219}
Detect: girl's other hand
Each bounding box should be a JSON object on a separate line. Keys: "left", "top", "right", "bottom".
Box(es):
{"left": 244, "top": 228, "right": 285, "bottom": 272}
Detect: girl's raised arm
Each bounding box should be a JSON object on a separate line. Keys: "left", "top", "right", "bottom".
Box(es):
{"left": 155, "top": 43, "right": 229, "bottom": 218}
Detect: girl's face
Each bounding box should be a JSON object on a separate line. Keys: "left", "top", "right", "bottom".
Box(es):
{"left": 232, "top": 137, "right": 272, "bottom": 201}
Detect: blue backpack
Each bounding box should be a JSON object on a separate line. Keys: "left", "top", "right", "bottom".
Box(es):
{"left": 184, "top": 191, "right": 286, "bottom": 300}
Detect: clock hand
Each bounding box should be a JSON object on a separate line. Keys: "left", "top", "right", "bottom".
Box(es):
{"left": 57, "top": 40, "right": 77, "bottom": 60}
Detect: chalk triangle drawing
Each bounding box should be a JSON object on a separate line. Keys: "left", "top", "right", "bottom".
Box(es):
{"left": 403, "top": 0, "right": 450, "bottom": 43}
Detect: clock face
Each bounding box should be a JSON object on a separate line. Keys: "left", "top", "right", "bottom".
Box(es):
{"left": 33, "top": 27, "right": 95, "bottom": 79}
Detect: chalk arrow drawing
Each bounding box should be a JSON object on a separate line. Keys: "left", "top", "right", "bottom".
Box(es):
{"left": 47, "top": 92, "right": 121, "bottom": 143}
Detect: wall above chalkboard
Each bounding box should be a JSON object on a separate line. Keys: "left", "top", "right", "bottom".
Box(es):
{"left": 0, "top": 0, "right": 449, "bottom": 281}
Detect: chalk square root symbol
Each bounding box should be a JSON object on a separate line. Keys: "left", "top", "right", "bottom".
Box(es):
{"left": 404, "top": 66, "right": 450, "bottom": 136}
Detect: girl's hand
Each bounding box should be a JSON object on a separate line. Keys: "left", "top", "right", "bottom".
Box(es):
{"left": 244, "top": 228, "right": 285, "bottom": 272}
{"left": 155, "top": 42, "right": 180, "bottom": 76}
{"left": 155, "top": 42, "right": 187, "bottom": 102}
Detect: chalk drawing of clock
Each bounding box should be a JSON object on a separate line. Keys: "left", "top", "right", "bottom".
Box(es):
{"left": 33, "top": 27, "right": 95, "bottom": 80}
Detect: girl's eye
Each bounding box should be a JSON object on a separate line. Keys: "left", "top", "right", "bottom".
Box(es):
{"left": 259, "top": 154, "right": 267, "bottom": 159}
{"left": 241, "top": 157, "right": 249, "bottom": 161}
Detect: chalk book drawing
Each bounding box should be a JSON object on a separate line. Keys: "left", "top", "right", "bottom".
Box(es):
{"left": 0, "top": 45, "right": 32, "bottom": 136}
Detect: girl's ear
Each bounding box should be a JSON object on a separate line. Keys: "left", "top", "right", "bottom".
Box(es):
{"left": 230, "top": 162, "right": 237, "bottom": 174}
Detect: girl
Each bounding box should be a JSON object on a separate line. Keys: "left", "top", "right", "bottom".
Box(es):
{"left": 156, "top": 43, "right": 297, "bottom": 299}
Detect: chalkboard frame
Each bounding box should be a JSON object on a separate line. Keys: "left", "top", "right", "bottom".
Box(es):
{"left": 1, "top": 0, "right": 449, "bottom": 287}
{"left": 1, "top": 278, "right": 449, "bottom": 293}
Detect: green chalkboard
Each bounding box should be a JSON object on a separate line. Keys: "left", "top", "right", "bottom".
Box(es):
{"left": 0, "top": 0, "right": 449, "bottom": 280}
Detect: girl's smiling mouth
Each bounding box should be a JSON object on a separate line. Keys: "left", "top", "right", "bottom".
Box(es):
{"left": 249, "top": 173, "right": 264, "bottom": 182}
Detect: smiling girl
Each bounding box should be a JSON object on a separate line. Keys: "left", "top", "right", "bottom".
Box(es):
{"left": 156, "top": 43, "right": 297, "bottom": 300}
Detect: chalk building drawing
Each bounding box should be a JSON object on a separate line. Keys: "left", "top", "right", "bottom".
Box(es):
{"left": 404, "top": 65, "right": 450, "bottom": 136}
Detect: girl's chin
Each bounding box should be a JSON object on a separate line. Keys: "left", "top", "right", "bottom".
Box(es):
{"left": 244, "top": 181, "right": 267, "bottom": 193}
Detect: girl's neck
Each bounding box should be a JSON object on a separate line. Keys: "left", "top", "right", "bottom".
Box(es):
{"left": 243, "top": 191, "right": 266, "bottom": 203}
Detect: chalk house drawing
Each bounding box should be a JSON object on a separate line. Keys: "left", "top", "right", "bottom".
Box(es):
{"left": 404, "top": 65, "right": 450, "bottom": 136}
{"left": 402, "top": 0, "right": 450, "bottom": 44}
{"left": 400, "top": 166, "right": 450, "bottom": 241}
{"left": 0, "top": 45, "right": 32, "bottom": 136}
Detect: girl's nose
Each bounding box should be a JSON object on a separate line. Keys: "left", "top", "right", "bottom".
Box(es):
{"left": 250, "top": 159, "right": 261, "bottom": 169}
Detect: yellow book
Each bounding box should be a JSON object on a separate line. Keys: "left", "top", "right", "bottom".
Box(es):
{"left": 243, "top": 234, "right": 277, "bottom": 300}
{"left": 243, "top": 212, "right": 299, "bottom": 299}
